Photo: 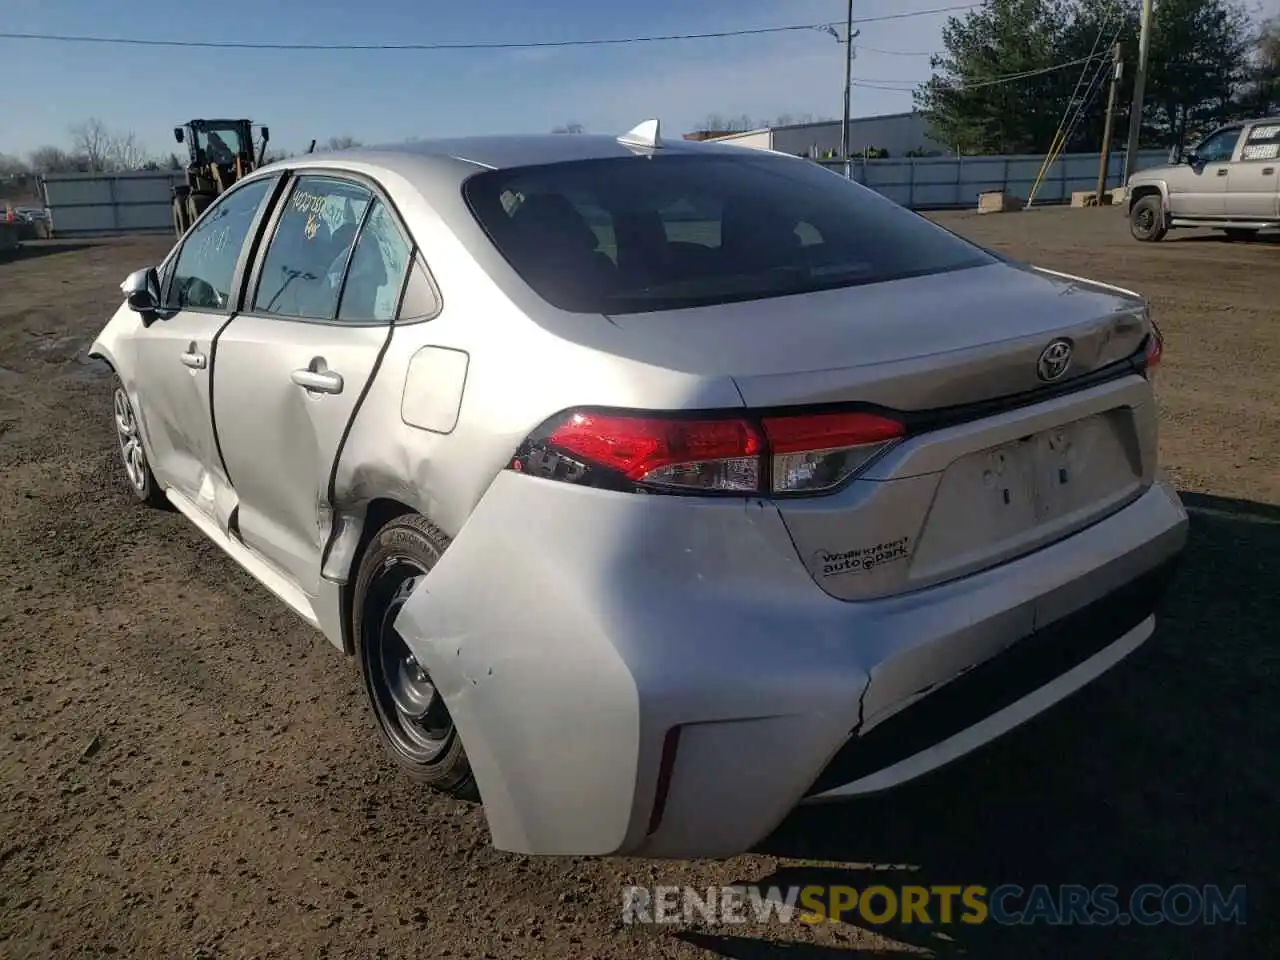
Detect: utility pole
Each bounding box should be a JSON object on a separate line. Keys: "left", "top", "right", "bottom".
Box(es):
{"left": 841, "top": 0, "right": 855, "bottom": 178}
{"left": 1123, "top": 0, "right": 1154, "bottom": 184}
{"left": 1096, "top": 43, "right": 1124, "bottom": 204}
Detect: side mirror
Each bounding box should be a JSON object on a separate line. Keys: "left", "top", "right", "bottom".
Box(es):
{"left": 173, "top": 127, "right": 184, "bottom": 144}
{"left": 260, "top": 125, "right": 270, "bottom": 143}
{"left": 121, "top": 267, "right": 162, "bottom": 324}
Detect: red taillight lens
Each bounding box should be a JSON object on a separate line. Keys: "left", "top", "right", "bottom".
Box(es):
{"left": 546, "top": 411, "right": 763, "bottom": 492}
{"left": 763, "top": 411, "right": 906, "bottom": 493}
{"left": 518, "top": 407, "right": 906, "bottom": 496}
{"left": 1144, "top": 322, "right": 1163, "bottom": 371}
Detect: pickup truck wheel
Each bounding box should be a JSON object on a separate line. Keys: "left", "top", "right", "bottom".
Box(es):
{"left": 111, "top": 380, "right": 167, "bottom": 508}
{"left": 1129, "top": 195, "right": 1167, "bottom": 242}
{"left": 352, "top": 514, "right": 479, "bottom": 802}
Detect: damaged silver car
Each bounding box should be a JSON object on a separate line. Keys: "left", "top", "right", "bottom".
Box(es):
{"left": 92, "top": 120, "right": 1188, "bottom": 859}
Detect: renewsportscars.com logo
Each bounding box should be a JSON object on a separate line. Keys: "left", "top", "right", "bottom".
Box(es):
{"left": 621, "top": 884, "right": 1248, "bottom": 927}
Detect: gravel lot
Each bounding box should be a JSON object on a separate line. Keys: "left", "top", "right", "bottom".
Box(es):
{"left": 1, "top": 208, "right": 1276, "bottom": 959}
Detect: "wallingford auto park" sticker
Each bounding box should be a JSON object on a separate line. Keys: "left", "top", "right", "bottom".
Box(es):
{"left": 814, "top": 536, "right": 912, "bottom": 578}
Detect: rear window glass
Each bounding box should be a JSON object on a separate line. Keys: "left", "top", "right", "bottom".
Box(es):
{"left": 463, "top": 154, "right": 994, "bottom": 315}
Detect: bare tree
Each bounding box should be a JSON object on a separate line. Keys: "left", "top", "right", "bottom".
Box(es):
{"left": 70, "top": 118, "right": 112, "bottom": 172}
{"left": 0, "top": 153, "right": 30, "bottom": 179}
{"left": 551, "top": 122, "right": 585, "bottom": 134}
{"left": 106, "top": 130, "right": 149, "bottom": 171}
{"left": 28, "top": 146, "right": 87, "bottom": 174}
{"left": 325, "top": 135, "right": 362, "bottom": 151}
{"left": 695, "top": 113, "right": 757, "bottom": 133}
{"left": 67, "top": 118, "right": 151, "bottom": 172}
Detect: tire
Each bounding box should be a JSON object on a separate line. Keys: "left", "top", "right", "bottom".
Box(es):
{"left": 111, "top": 378, "right": 166, "bottom": 508}
{"left": 186, "top": 193, "right": 212, "bottom": 227}
{"left": 1222, "top": 228, "right": 1258, "bottom": 242}
{"left": 1129, "top": 195, "right": 1167, "bottom": 242}
{"left": 352, "top": 514, "right": 479, "bottom": 801}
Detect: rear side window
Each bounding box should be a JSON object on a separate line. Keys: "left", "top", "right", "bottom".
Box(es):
{"left": 253, "top": 176, "right": 372, "bottom": 320}
{"left": 1242, "top": 123, "right": 1280, "bottom": 162}
{"left": 336, "top": 199, "right": 412, "bottom": 322}
{"left": 463, "top": 154, "right": 994, "bottom": 315}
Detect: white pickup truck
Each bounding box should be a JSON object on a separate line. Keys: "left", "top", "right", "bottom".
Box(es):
{"left": 1127, "top": 116, "right": 1280, "bottom": 242}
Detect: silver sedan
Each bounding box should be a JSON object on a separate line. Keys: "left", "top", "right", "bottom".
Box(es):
{"left": 92, "top": 120, "right": 1188, "bottom": 859}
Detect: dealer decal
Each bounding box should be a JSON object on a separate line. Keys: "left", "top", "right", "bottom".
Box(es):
{"left": 814, "top": 536, "right": 911, "bottom": 577}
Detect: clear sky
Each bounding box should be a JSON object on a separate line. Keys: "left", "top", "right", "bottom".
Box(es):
{"left": 1, "top": 0, "right": 1277, "bottom": 159}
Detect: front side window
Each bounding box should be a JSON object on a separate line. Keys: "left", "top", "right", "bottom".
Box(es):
{"left": 196, "top": 126, "right": 249, "bottom": 164}
{"left": 253, "top": 176, "right": 371, "bottom": 320}
{"left": 463, "top": 154, "right": 994, "bottom": 315}
{"left": 167, "top": 176, "right": 275, "bottom": 311}
{"left": 1195, "top": 128, "right": 1241, "bottom": 163}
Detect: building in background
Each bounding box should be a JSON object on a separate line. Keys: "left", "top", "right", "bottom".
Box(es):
{"left": 688, "top": 113, "right": 950, "bottom": 158}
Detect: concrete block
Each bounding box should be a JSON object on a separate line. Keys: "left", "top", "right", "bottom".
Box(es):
{"left": 1070, "top": 190, "right": 1114, "bottom": 208}
{"left": 978, "top": 190, "right": 1025, "bottom": 214}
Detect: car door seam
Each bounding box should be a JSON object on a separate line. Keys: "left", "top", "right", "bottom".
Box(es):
{"left": 207, "top": 312, "right": 242, "bottom": 489}
{"left": 319, "top": 320, "right": 397, "bottom": 575}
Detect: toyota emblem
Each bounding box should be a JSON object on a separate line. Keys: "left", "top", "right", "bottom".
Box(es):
{"left": 1037, "top": 339, "right": 1073, "bottom": 382}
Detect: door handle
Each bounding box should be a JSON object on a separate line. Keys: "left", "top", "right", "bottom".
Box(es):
{"left": 291, "top": 368, "right": 344, "bottom": 394}
{"left": 1263, "top": 167, "right": 1275, "bottom": 175}
{"left": 180, "top": 350, "right": 206, "bottom": 370}
{"left": 1216, "top": 168, "right": 1228, "bottom": 176}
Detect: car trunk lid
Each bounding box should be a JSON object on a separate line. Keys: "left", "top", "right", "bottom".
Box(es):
{"left": 605, "top": 260, "right": 1156, "bottom": 601}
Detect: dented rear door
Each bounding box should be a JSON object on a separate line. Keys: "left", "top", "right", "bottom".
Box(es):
{"left": 212, "top": 174, "right": 411, "bottom": 596}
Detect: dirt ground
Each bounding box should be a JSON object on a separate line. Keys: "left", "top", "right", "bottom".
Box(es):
{"left": 1, "top": 208, "right": 1277, "bottom": 959}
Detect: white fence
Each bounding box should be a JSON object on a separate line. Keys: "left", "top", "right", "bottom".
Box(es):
{"left": 38, "top": 149, "right": 1173, "bottom": 237}
{"left": 41, "top": 171, "right": 184, "bottom": 237}
{"left": 817, "top": 149, "right": 1170, "bottom": 209}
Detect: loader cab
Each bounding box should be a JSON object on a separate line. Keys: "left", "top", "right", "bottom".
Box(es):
{"left": 174, "top": 119, "right": 267, "bottom": 192}
{"left": 171, "top": 119, "right": 270, "bottom": 237}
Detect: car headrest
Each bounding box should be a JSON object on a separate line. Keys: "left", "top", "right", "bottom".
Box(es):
{"left": 510, "top": 193, "right": 599, "bottom": 253}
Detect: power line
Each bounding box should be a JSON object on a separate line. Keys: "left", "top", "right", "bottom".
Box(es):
{"left": 855, "top": 46, "right": 937, "bottom": 57}
{"left": 852, "top": 53, "right": 1108, "bottom": 93}
{"left": 0, "top": 5, "right": 981, "bottom": 52}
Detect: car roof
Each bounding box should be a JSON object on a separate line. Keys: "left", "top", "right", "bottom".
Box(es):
{"left": 246, "top": 128, "right": 803, "bottom": 227}
{"left": 273, "top": 130, "right": 784, "bottom": 177}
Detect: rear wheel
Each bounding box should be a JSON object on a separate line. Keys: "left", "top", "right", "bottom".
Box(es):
{"left": 1129, "top": 195, "right": 1167, "bottom": 242}
{"left": 352, "top": 514, "right": 478, "bottom": 801}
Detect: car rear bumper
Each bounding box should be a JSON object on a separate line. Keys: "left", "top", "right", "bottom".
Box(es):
{"left": 393, "top": 471, "right": 1188, "bottom": 859}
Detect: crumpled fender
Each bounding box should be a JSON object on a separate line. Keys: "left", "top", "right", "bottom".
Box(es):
{"left": 392, "top": 474, "right": 643, "bottom": 856}
{"left": 391, "top": 469, "right": 871, "bottom": 858}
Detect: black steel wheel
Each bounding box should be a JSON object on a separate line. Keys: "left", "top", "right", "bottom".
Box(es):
{"left": 1129, "top": 195, "right": 1167, "bottom": 242}
{"left": 352, "top": 514, "right": 478, "bottom": 800}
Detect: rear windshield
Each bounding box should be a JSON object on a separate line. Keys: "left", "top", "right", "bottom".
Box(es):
{"left": 462, "top": 154, "right": 995, "bottom": 315}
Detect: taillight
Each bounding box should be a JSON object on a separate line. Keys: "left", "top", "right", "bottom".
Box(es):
{"left": 1143, "top": 321, "right": 1163, "bottom": 372}
{"left": 544, "top": 411, "right": 763, "bottom": 492}
{"left": 763, "top": 411, "right": 905, "bottom": 494}
{"left": 509, "top": 408, "right": 905, "bottom": 496}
